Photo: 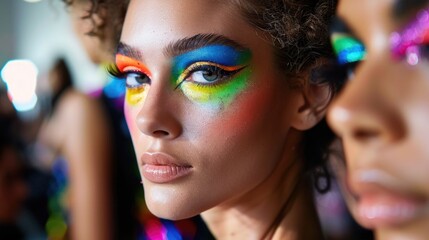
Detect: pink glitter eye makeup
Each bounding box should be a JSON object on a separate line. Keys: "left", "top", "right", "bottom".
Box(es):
{"left": 390, "top": 7, "right": 429, "bottom": 66}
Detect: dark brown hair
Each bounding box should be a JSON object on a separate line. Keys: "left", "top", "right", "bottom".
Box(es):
{"left": 233, "top": 0, "right": 340, "bottom": 193}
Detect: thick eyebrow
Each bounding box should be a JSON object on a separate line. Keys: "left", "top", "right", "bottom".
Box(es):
{"left": 393, "top": 0, "right": 429, "bottom": 18}
{"left": 116, "top": 33, "right": 247, "bottom": 62}
{"left": 164, "top": 33, "right": 247, "bottom": 57}
{"left": 116, "top": 42, "right": 142, "bottom": 61}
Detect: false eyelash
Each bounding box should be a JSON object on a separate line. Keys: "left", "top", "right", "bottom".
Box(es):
{"left": 106, "top": 63, "right": 125, "bottom": 79}
{"left": 186, "top": 64, "right": 243, "bottom": 80}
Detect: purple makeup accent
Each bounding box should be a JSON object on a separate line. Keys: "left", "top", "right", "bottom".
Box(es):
{"left": 391, "top": 8, "right": 429, "bottom": 65}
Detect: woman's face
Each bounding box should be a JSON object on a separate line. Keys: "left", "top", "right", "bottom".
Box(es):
{"left": 119, "top": 0, "right": 305, "bottom": 220}
{"left": 328, "top": 0, "right": 429, "bottom": 238}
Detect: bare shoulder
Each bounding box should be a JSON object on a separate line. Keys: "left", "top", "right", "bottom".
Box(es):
{"left": 52, "top": 89, "right": 111, "bottom": 142}
{"left": 56, "top": 89, "right": 106, "bottom": 122}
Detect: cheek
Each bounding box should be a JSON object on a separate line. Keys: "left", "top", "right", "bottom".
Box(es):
{"left": 180, "top": 69, "right": 250, "bottom": 106}
{"left": 124, "top": 104, "right": 140, "bottom": 143}
{"left": 204, "top": 81, "right": 275, "bottom": 138}
{"left": 125, "top": 86, "right": 149, "bottom": 106}
{"left": 123, "top": 86, "right": 149, "bottom": 136}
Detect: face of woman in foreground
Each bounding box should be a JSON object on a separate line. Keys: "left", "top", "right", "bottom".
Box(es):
{"left": 328, "top": 0, "right": 429, "bottom": 238}
{"left": 118, "top": 0, "right": 306, "bottom": 220}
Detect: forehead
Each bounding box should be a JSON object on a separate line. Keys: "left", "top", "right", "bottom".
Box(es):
{"left": 338, "top": 0, "right": 429, "bottom": 34}
{"left": 337, "top": 0, "right": 395, "bottom": 35}
{"left": 122, "top": 0, "right": 247, "bottom": 49}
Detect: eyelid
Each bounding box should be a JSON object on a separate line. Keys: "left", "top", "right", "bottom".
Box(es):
{"left": 177, "top": 61, "right": 245, "bottom": 85}
{"left": 331, "top": 33, "right": 366, "bottom": 65}
{"left": 115, "top": 54, "right": 152, "bottom": 77}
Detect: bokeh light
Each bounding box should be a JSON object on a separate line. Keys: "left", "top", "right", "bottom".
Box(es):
{"left": 1, "top": 59, "right": 39, "bottom": 111}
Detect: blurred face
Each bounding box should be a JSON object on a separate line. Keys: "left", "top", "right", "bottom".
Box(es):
{"left": 118, "top": 0, "right": 304, "bottom": 220}
{"left": 328, "top": 0, "right": 429, "bottom": 239}
{"left": 0, "top": 148, "right": 27, "bottom": 222}
{"left": 69, "top": 1, "right": 111, "bottom": 63}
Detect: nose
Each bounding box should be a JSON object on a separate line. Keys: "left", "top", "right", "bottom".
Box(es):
{"left": 327, "top": 62, "right": 405, "bottom": 145}
{"left": 135, "top": 82, "right": 182, "bottom": 140}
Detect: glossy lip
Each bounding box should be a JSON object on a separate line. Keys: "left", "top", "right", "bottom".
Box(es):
{"left": 140, "top": 152, "right": 193, "bottom": 183}
{"left": 348, "top": 170, "right": 427, "bottom": 228}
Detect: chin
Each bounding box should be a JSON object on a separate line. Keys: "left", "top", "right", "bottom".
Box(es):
{"left": 144, "top": 186, "right": 201, "bottom": 220}
{"left": 146, "top": 201, "right": 199, "bottom": 221}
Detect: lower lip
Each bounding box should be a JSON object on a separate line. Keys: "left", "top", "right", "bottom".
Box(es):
{"left": 356, "top": 194, "right": 425, "bottom": 228}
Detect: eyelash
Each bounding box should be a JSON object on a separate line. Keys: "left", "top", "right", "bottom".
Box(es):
{"left": 177, "top": 62, "right": 245, "bottom": 89}
{"left": 331, "top": 36, "right": 366, "bottom": 82}
{"left": 107, "top": 61, "right": 245, "bottom": 90}
{"left": 106, "top": 63, "right": 150, "bottom": 89}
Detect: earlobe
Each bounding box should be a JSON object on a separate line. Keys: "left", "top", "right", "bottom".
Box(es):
{"left": 291, "top": 83, "right": 332, "bottom": 131}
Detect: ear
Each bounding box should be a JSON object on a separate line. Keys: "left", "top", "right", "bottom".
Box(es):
{"left": 290, "top": 81, "right": 331, "bottom": 131}
{"left": 91, "top": 7, "right": 106, "bottom": 29}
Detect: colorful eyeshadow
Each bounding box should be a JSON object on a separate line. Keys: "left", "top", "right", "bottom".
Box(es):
{"left": 331, "top": 33, "right": 366, "bottom": 65}
{"left": 172, "top": 45, "right": 252, "bottom": 107}
{"left": 115, "top": 54, "right": 151, "bottom": 106}
{"left": 125, "top": 87, "right": 148, "bottom": 106}
{"left": 116, "top": 54, "right": 152, "bottom": 77}
{"left": 390, "top": 8, "right": 429, "bottom": 65}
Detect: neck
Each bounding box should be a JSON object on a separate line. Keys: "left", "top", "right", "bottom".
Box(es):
{"left": 201, "top": 130, "right": 323, "bottom": 240}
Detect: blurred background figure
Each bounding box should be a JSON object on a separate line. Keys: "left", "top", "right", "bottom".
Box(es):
{"left": 0, "top": 129, "right": 28, "bottom": 240}
{"left": 35, "top": 56, "right": 113, "bottom": 240}
{"left": 62, "top": 0, "right": 213, "bottom": 239}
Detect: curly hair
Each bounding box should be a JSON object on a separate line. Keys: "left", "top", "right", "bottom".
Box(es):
{"left": 61, "top": 0, "right": 129, "bottom": 51}
{"left": 233, "top": 0, "right": 340, "bottom": 193}
{"left": 67, "top": 0, "right": 340, "bottom": 192}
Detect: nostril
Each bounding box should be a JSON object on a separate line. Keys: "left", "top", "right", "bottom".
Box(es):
{"left": 153, "top": 130, "right": 169, "bottom": 137}
{"left": 353, "top": 129, "right": 380, "bottom": 142}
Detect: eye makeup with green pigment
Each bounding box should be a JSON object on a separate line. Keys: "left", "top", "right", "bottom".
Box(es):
{"left": 172, "top": 45, "right": 252, "bottom": 107}
{"left": 331, "top": 33, "right": 366, "bottom": 65}
{"left": 390, "top": 7, "right": 429, "bottom": 65}
{"left": 330, "top": 17, "right": 366, "bottom": 65}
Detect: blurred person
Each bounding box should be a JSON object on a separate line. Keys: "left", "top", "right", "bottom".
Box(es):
{"left": 36, "top": 57, "right": 112, "bottom": 240}
{"left": 0, "top": 88, "right": 21, "bottom": 138}
{"left": 63, "top": 0, "right": 215, "bottom": 239}
{"left": 0, "top": 130, "right": 28, "bottom": 240}
{"left": 328, "top": 0, "right": 429, "bottom": 239}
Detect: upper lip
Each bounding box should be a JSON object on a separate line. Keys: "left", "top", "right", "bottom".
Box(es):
{"left": 140, "top": 151, "right": 192, "bottom": 167}
{"left": 347, "top": 170, "right": 424, "bottom": 202}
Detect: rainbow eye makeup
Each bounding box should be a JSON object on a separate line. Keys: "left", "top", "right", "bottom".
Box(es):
{"left": 172, "top": 45, "right": 252, "bottom": 107}
{"left": 331, "top": 33, "right": 366, "bottom": 65}
{"left": 390, "top": 8, "right": 429, "bottom": 66}
{"left": 114, "top": 54, "right": 152, "bottom": 106}
{"left": 110, "top": 44, "right": 252, "bottom": 108}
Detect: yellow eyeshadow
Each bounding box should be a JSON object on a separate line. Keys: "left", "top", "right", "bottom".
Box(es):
{"left": 126, "top": 87, "right": 148, "bottom": 106}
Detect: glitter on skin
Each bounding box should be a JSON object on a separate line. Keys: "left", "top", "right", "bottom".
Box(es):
{"left": 390, "top": 8, "right": 429, "bottom": 63}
